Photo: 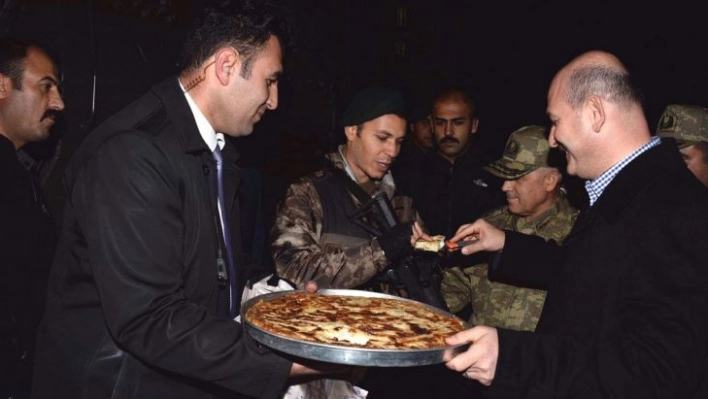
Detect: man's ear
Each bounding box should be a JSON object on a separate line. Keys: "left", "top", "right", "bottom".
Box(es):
{"left": 470, "top": 118, "right": 480, "bottom": 135}
{"left": 544, "top": 169, "right": 560, "bottom": 192}
{"left": 0, "top": 75, "right": 9, "bottom": 100}
{"left": 587, "top": 95, "right": 605, "bottom": 133}
{"left": 344, "top": 125, "right": 358, "bottom": 142}
{"left": 213, "top": 47, "right": 239, "bottom": 85}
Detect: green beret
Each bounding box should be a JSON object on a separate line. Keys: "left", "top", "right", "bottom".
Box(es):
{"left": 340, "top": 87, "right": 406, "bottom": 127}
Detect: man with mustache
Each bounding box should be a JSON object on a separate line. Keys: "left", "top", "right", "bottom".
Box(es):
{"left": 444, "top": 50, "right": 708, "bottom": 398}
{"left": 409, "top": 87, "right": 505, "bottom": 270}
{"left": 0, "top": 37, "right": 64, "bottom": 398}
{"left": 441, "top": 125, "right": 578, "bottom": 332}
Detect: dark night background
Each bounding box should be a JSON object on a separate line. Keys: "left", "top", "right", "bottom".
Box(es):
{"left": 3, "top": 0, "right": 708, "bottom": 222}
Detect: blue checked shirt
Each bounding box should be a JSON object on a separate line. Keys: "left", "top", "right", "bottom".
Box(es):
{"left": 585, "top": 136, "right": 662, "bottom": 206}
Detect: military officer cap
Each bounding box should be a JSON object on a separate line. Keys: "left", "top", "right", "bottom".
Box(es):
{"left": 484, "top": 125, "right": 551, "bottom": 179}
{"left": 656, "top": 104, "right": 708, "bottom": 148}
{"left": 340, "top": 87, "right": 406, "bottom": 127}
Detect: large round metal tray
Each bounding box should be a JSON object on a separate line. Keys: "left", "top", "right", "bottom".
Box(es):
{"left": 241, "top": 288, "right": 469, "bottom": 367}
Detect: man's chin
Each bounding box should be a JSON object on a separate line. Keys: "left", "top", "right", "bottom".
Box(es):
{"left": 439, "top": 148, "right": 461, "bottom": 159}
{"left": 226, "top": 125, "right": 254, "bottom": 137}
{"left": 367, "top": 171, "right": 386, "bottom": 181}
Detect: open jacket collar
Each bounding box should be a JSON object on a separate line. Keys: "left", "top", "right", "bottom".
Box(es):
{"left": 151, "top": 78, "right": 240, "bottom": 164}
{"left": 570, "top": 141, "right": 683, "bottom": 236}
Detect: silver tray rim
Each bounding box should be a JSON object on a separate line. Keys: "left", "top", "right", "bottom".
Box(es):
{"left": 241, "top": 288, "right": 470, "bottom": 367}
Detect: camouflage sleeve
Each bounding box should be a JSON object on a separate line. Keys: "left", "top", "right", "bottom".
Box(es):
{"left": 440, "top": 266, "right": 474, "bottom": 314}
{"left": 271, "top": 178, "right": 389, "bottom": 289}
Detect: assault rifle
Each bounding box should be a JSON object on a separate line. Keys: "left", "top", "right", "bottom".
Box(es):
{"left": 348, "top": 192, "right": 450, "bottom": 312}
{"left": 324, "top": 160, "right": 449, "bottom": 311}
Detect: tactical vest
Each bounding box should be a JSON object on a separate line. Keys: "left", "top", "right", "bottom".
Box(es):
{"left": 312, "top": 172, "right": 372, "bottom": 240}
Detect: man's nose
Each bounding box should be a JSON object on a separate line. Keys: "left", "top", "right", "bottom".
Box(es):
{"left": 501, "top": 179, "right": 514, "bottom": 192}
{"left": 384, "top": 140, "right": 398, "bottom": 158}
{"left": 548, "top": 128, "right": 559, "bottom": 148}
{"left": 266, "top": 84, "right": 278, "bottom": 110}
{"left": 444, "top": 122, "right": 454, "bottom": 136}
{"left": 51, "top": 89, "right": 65, "bottom": 111}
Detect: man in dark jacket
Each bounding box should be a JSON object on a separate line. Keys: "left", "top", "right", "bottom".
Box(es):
{"left": 32, "top": 3, "right": 331, "bottom": 399}
{"left": 444, "top": 51, "right": 708, "bottom": 398}
{"left": 424, "top": 87, "right": 506, "bottom": 238}
{"left": 0, "top": 37, "right": 64, "bottom": 398}
{"left": 390, "top": 93, "right": 435, "bottom": 197}
{"left": 410, "top": 87, "right": 505, "bottom": 268}
{"left": 655, "top": 104, "right": 708, "bottom": 187}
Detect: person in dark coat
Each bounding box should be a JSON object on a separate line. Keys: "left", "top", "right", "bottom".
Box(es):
{"left": 410, "top": 87, "right": 505, "bottom": 269}
{"left": 390, "top": 92, "right": 435, "bottom": 197}
{"left": 444, "top": 50, "right": 708, "bottom": 398}
{"left": 0, "top": 37, "right": 64, "bottom": 398}
{"left": 655, "top": 103, "right": 708, "bottom": 187}
{"left": 31, "top": 3, "right": 335, "bottom": 399}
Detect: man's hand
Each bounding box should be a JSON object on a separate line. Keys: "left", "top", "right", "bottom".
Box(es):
{"left": 304, "top": 281, "right": 318, "bottom": 293}
{"left": 410, "top": 221, "right": 430, "bottom": 246}
{"left": 289, "top": 359, "right": 355, "bottom": 378}
{"left": 450, "top": 219, "right": 506, "bottom": 255}
{"left": 443, "top": 326, "right": 499, "bottom": 386}
{"left": 378, "top": 221, "right": 418, "bottom": 262}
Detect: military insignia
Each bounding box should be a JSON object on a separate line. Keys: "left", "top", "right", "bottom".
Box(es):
{"left": 505, "top": 139, "right": 519, "bottom": 156}
{"left": 658, "top": 112, "right": 677, "bottom": 131}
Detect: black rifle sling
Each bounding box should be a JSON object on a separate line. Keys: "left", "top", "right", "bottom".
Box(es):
{"left": 324, "top": 159, "right": 397, "bottom": 236}
{"left": 324, "top": 159, "right": 449, "bottom": 311}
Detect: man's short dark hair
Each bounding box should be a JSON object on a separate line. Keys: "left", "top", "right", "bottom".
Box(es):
{"left": 432, "top": 87, "right": 477, "bottom": 119}
{"left": 180, "top": 0, "right": 288, "bottom": 79}
{"left": 566, "top": 65, "right": 644, "bottom": 111}
{"left": 0, "top": 37, "right": 31, "bottom": 89}
{"left": 0, "top": 37, "right": 58, "bottom": 91}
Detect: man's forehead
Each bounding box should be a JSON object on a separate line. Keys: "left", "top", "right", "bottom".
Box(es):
{"left": 546, "top": 78, "right": 567, "bottom": 114}
{"left": 362, "top": 114, "right": 406, "bottom": 136}
{"left": 433, "top": 103, "right": 471, "bottom": 119}
{"left": 25, "top": 47, "right": 59, "bottom": 80}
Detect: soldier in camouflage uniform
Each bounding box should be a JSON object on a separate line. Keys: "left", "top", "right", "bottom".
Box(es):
{"left": 271, "top": 87, "right": 426, "bottom": 293}
{"left": 656, "top": 104, "right": 708, "bottom": 186}
{"left": 271, "top": 86, "right": 455, "bottom": 399}
{"left": 441, "top": 125, "right": 579, "bottom": 331}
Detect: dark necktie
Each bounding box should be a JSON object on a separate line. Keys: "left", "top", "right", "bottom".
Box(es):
{"left": 212, "top": 145, "right": 238, "bottom": 318}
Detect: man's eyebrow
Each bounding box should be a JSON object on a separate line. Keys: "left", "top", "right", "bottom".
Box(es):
{"left": 40, "top": 76, "right": 59, "bottom": 86}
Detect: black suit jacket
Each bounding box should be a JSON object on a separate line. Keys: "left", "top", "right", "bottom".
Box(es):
{"left": 487, "top": 140, "right": 708, "bottom": 398}
{"left": 32, "top": 78, "right": 290, "bottom": 399}
{"left": 0, "top": 135, "right": 56, "bottom": 390}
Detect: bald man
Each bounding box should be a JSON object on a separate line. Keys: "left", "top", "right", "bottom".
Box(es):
{"left": 443, "top": 51, "right": 708, "bottom": 398}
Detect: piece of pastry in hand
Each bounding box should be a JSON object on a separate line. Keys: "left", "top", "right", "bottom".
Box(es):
{"left": 414, "top": 235, "right": 446, "bottom": 252}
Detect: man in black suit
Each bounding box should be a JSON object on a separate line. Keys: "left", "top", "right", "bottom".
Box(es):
{"left": 444, "top": 50, "right": 708, "bottom": 398}
{"left": 0, "top": 37, "right": 64, "bottom": 399}
{"left": 32, "top": 3, "right": 334, "bottom": 398}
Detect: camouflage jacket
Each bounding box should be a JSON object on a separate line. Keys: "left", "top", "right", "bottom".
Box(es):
{"left": 441, "top": 193, "right": 578, "bottom": 331}
{"left": 271, "top": 150, "right": 419, "bottom": 290}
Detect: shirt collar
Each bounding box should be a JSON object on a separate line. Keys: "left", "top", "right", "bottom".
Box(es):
{"left": 336, "top": 145, "right": 396, "bottom": 199}
{"left": 585, "top": 136, "right": 661, "bottom": 206}
{"left": 179, "top": 79, "right": 224, "bottom": 151}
